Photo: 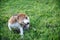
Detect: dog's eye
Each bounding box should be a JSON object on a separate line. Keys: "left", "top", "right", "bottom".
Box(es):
{"left": 25, "top": 17, "right": 27, "bottom": 19}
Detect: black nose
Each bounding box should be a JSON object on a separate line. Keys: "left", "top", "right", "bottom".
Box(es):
{"left": 27, "top": 22, "right": 29, "bottom": 24}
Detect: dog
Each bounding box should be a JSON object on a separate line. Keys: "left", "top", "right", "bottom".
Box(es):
{"left": 8, "top": 13, "right": 30, "bottom": 38}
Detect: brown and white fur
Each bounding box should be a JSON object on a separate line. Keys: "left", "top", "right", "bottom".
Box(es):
{"left": 8, "top": 13, "right": 30, "bottom": 38}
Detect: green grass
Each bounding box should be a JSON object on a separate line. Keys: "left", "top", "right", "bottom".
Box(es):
{"left": 0, "top": 0, "right": 60, "bottom": 40}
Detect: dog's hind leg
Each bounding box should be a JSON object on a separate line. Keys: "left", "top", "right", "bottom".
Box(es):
{"left": 8, "top": 24, "right": 12, "bottom": 31}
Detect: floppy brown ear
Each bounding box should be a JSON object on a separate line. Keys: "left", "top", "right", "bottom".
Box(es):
{"left": 17, "top": 14, "right": 26, "bottom": 19}
{"left": 16, "top": 14, "right": 21, "bottom": 19}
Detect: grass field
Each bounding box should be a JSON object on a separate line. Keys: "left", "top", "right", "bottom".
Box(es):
{"left": 0, "top": 0, "right": 60, "bottom": 40}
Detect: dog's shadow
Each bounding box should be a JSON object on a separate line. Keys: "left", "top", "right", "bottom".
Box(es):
{"left": 12, "top": 29, "right": 20, "bottom": 34}
{"left": 12, "top": 28, "right": 29, "bottom": 34}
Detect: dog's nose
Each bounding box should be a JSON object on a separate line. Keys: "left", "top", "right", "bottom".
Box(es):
{"left": 27, "top": 22, "right": 29, "bottom": 24}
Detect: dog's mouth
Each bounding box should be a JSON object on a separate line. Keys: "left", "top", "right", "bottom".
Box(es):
{"left": 20, "top": 22, "right": 29, "bottom": 29}
{"left": 23, "top": 25, "right": 27, "bottom": 29}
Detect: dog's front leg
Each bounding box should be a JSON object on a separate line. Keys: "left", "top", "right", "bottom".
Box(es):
{"left": 19, "top": 26, "right": 23, "bottom": 38}
{"left": 8, "top": 25, "right": 12, "bottom": 31}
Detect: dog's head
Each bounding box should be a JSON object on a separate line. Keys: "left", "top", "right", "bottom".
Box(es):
{"left": 17, "top": 13, "right": 30, "bottom": 27}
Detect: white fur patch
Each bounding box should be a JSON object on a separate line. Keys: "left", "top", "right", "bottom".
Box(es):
{"left": 8, "top": 22, "right": 23, "bottom": 36}
{"left": 23, "top": 19, "right": 29, "bottom": 24}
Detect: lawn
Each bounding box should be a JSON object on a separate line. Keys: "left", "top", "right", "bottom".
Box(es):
{"left": 0, "top": 0, "right": 60, "bottom": 40}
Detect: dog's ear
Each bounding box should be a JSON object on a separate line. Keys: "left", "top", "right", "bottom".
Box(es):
{"left": 17, "top": 13, "right": 26, "bottom": 19}
{"left": 16, "top": 14, "right": 21, "bottom": 19}
{"left": 17, "top": 15, "right": 19, "bottom": 19}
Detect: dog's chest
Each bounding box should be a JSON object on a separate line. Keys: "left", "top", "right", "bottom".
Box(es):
{"left": 9, "top": 22, "right": 21, "bottom": 28}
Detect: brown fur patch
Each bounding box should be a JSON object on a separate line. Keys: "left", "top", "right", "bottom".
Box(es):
{"left": 8, "top": 16, "right": 17, "bottom": 24}
{"left": 17, "top": 14, "right": 27, "bottom": 20}
{"left": 8, "top": 13, "right": 27, "bottom": 24}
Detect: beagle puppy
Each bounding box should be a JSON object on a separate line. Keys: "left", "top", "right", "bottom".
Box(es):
{"left": 8, "top": 13, "right": 30, "bottom": 38}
